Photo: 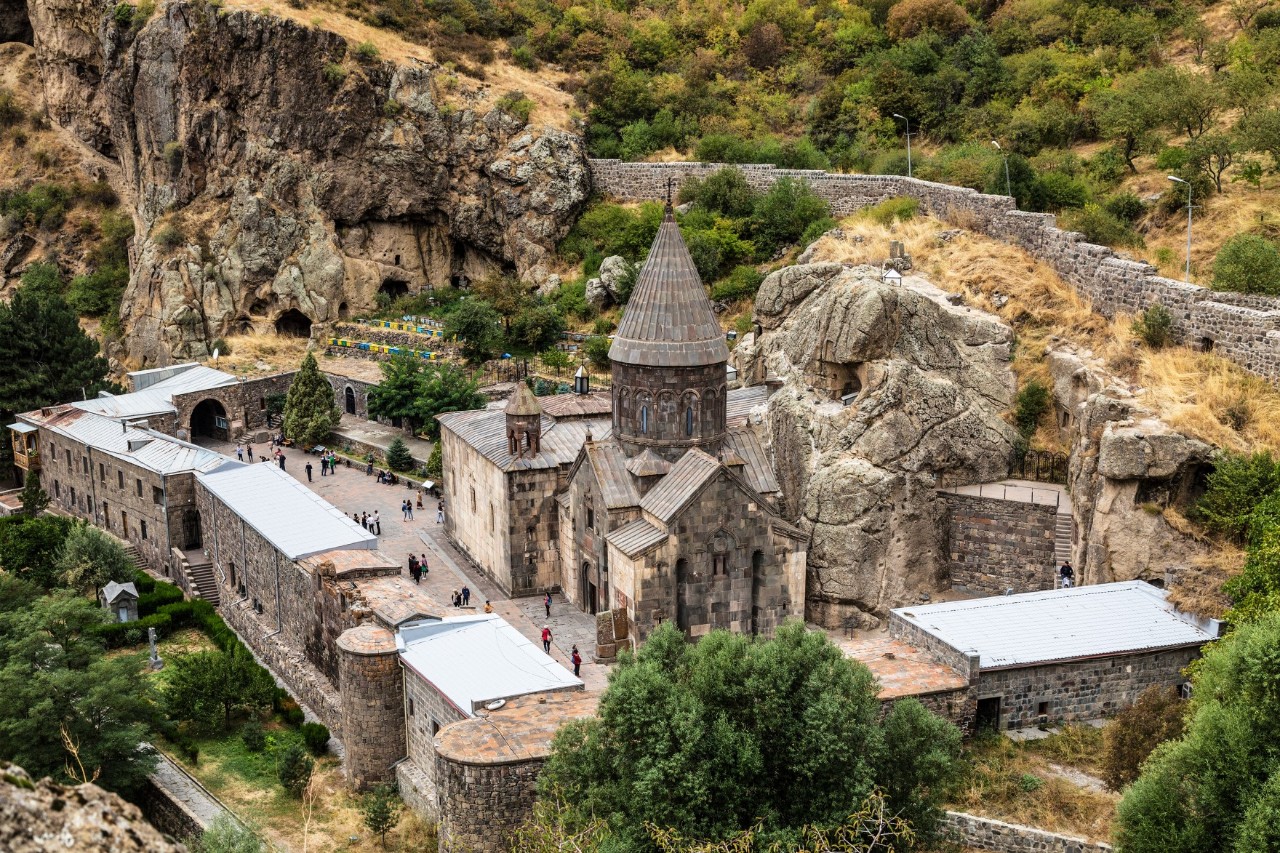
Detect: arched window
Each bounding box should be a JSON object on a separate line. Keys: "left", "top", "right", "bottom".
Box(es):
{"left": 686, "top": 406, "right": 694, "bottom": 436}
{"left": 640, "top": 406, "right": 649, "bottom": 434}
{"left": 752, "top": 550, "right": 764, "bottom": 576}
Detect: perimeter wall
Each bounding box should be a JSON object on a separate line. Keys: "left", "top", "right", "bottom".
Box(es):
{"left": 589, "top": 160, "right": 1280, "bottom": 384}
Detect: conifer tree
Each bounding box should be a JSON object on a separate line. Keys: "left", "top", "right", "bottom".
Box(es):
{"left": 385, "top": 437, "right": 413, "bottom": 472}
{"left": 282, "top": 353, "right": 340, "bottom": 448}
{"left": 17, "top": 475, "right": 49, "bottom": 517}
{"left": 361, "top": 784, "right": 402, "bottom": 849}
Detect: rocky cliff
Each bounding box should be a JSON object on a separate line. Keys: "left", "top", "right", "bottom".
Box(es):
{"left": 25, "top": 0, "right": 589, "bottom": 365}
{"left": 734, "top": 263, "right": 1020, "bottom": 627}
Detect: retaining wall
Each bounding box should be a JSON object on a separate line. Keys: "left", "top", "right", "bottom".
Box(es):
{"left": 589, "top": 160, "right": 1280, "bottom": 385}
{"left": 941, "top": 492, "right": 1058, "bottom": 596}
{"left": 944, "top": 811, "right": 1112, "bottom": 852}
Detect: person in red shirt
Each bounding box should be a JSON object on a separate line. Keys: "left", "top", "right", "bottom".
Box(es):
{"left": 541, "top": 626, "right": 552, "bottom": 653}
{"left": 571, "top": 645, "right": 582, "bottom": 677}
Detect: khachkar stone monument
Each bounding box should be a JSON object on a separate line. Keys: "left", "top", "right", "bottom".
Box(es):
{"left": 337, "top": 624, "right": 405, "bottom": 791}
{"left": 147, "top": 626, "right": 164, "bottom": 671}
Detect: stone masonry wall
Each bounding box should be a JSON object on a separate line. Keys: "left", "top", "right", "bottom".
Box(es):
{"left": 435, "top": 752, "right": 545, "bottom": 853}
{"left": 172, "top": 372, "right": 295, "bottom": 442}
{"left": 888, "top": 611, "right": 978, "bottom": 681}
{"left": 942, "top": 492, "right": 1058, "bottom": 596}
{"left": 402, "top": 666, "right": 469, "bottom": 805}
{"left": 977, "top": 646, "right": 1197, "bottom": 729}
{"left": 337, "top": 628, "right": 406, "bottom": 791}
{"left": 590, "top": 160, "right": 1280, "bottom": 385}
{"left": 944, "top": 811, "right": 1112, "bottom": 852}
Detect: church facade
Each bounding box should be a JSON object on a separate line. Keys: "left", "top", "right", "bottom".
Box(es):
{"left": 439, "top": 205, "right": 807, "bottom": 643}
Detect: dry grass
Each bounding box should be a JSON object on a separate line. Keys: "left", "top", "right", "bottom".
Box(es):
{"left": 808, "top": 214, "right": 1280, "bottom": 456}
{"left": 205, "top": 333, "right": 311, "bottom": 375}
{"left": 218, "top": 0, "right": 575, "bottom": 129}
{"left": 1165, "top": 543, "right": 1244, "bottom": 619}
{"left": 949, "top": 733, "right": 1118, "bottom": 843}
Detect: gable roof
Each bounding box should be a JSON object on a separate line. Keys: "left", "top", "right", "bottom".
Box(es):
{"left": 437, "top": 408, "right": 612, "bottom": 472}
{"left": 102, "top": 581, "right": 138, "bottom": 604}
{"left": 606, "top": 517, "right": 669, "bottom": 558}
{"left": 76, "top": 364, "right": 239, "bottom": 421}
{"left": 609, "top": 210, "right": 730, "bottom": 368}
{"left": 891, "top": 581, "right": 1221, "bottom": 670}
{"left": 585, "top": 439, "right": 642, "bottom": 509}
{"left": 639, "top": 447, "right": 723, "bottom": 522}
{"left": 723, "top": 427, "right": 779, "bottom": 495}
{"left": 20, "top": 407, "right": 225, "bottom": 476}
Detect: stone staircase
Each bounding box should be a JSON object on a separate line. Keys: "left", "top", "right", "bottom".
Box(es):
{"left": 121, "top": 542, "right": 146, "bottom": 571}
{"left": 1053, "top": 511, "right": 1074, "bottom": 566}
{"left": 185, "top": 552, "right": 220, "bottom": 607}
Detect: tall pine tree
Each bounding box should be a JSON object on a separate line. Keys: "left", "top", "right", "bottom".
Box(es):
{"left": 283, "top": 352, "right": 340, "bottom": 447}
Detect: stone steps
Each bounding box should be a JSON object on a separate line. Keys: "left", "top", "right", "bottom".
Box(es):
{"left": 187, "top": 559, "right": 220, "bottom": 607}
{"left": 1053, "top": 513, "right": 1074, "bottom": 565}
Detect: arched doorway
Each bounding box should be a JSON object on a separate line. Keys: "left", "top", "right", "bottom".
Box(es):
{"left": 275, "top": 309, "right": 312, "bottom": 337}
{"left": 344, "top": 386, "right": 356, "bottom": 415}
{"left": 191, "top": 399, "right": 230, "bottom": 442}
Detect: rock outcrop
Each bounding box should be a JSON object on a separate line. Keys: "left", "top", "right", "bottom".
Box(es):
{"left": 27, "top": 0, "right": 590, "bottom": 364}
{"left": 734, "top": 263, "right": 1020, "bottom": 626}
{"left": 1048, "top": 344, "right": 1214, "bottom": 584}
{"left": 0, "top": 762, "right": 185, "bottom": 852}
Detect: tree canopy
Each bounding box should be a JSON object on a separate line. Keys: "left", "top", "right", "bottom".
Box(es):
{"left": 366, "top": 353, "right": 485, "bottom": 440}
{"left": 538, "top": 622, "right": 960, "bottom": 850}
{"left": 283, "top": 352, "right": 340, "bottom": 448}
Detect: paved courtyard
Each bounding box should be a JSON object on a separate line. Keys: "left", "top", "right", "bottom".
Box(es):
{"left": 198, "top": 435, "right": 608, "bottom": 692}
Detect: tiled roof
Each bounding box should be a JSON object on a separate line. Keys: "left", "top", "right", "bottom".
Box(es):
{"left": 892, "top": 581, "right": 1221, "bottom": 670}
{"left": 609, "top": 211, "right": 730, "bottom": 368}
{"left": 437, "top": 408, "right": 611, "bottom": 472}
{"left": 625, "top": 447, "right": 671, "bottom": 477}
{"left": 538, "top": 391, "right": 612, "bottom": 419}
{"left": 639, "top": 447, "right": 722, "bottom": 522}
{"left": 723, "top": 428, "right": 779, "bottom": 495}
{"left": 585, "top": 439, "right": 641, "bottom": 509}
{"left": 504, "top": 383, "right": 543, "bottom": 416}
{"left": 726, "top": 384, "right": 770, "bottom": 427}
{"left": 607, "top": 517, "right": 668, "bottom": 557}
{"left": 434, "top": 691, "right": 599, "bottom": 765}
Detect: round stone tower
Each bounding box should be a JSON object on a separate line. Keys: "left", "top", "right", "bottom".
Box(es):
{"left": 336, "top": 623, "right": 405, "bottom": 791}
{"left": 609, "top": 204, "right": 731, "bottom": 462}
{"left": 505, "top": 382, "right": 543, "bottom": 458}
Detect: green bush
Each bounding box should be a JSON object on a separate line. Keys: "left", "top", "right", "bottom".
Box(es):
{"left": 1131, "top": 304, "right": 1173, "bottom": 349}
{"left": 1194, "top": 450, "right": 1280, "bottom": 540}
{"left": 496, "top": 91, "right": 535, "bottom": 124}
{"left": 138, "top": 581, "right": 184, "bottom": 615}
{"left": 300, "top": 722, "right": 330, "bottom": 755}
{"left": 750, "top": 177, "right": 831, "bottom": 255}
{"left": 511, "top": 45, "right": 539, "bottom": 70}
{"left": 1212, "top": 234, "right": 1280, "bottom": 295}
{"left": 385, "top": 437, "right": 414, "bottom": 472}
{"left": 323, "top": 63, "right": 347, "bottom": 85}
{"left": 241, "top": 721, "right": 267, "bottom": 753}
{"left": 710, "top": 266, "right": 765, "bottom": 302}
{"left": 1103, "top": 192, "right": 1145, "bottom": 223}
{"left": 356, "top": 41, "right": 380, "bottom": 60}
{"left": 1063, "top": 203, "right": 1142, "bottom": 248}
{"left": 277, "top": 743, "right": 314, "bottom": 797}
{"left": 96, "top": 611, "right": 172, "bottom": 648}
{"left": 583, "top": 335, "right": 611, "bottom": 371}
{"left": 862, "top": 197, "right": 919, "bottom": 226}
{"left": 154, "top": 223, "right": 186, "bottom": 250}
{"left": 1013, "top": 379, "right": 1050, "bottom": 440}
{"left": 1101, "top": 685, "right": 1185, "bottom": 791}
{"left": 210, "top": 337, "right": 231, "bottom": 356}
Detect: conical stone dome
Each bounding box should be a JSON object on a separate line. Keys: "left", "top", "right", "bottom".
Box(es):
{"left": 608, "top": 209, "right": 730, "bottom": 368}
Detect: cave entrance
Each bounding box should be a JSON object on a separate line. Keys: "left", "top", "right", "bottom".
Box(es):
{"left": 275, "top": 309, "right": 313, "bottom": 337}
{"left": 379, "top": 279, "right": 409, "bottom": 302}
{"left": 191, "top": 399, "right": 230, "bottom": 442}
{"left": 338, "top": 302, "right": 349, "bottom": 320}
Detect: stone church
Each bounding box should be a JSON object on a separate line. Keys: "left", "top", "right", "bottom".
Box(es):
{"left": 439, "top": 205, "right": 807, "bottom": 642}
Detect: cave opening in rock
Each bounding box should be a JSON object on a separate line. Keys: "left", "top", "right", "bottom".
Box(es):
{"left": 338, "top": 302, "right": 349, "bottom": 320}
{"left": 379, "top": 279, "right": 409, "bottom": 302}
{"left": 275, "top": 309, "right": 313, "bottom": 337}
{"left": 234, "top": 316, "right": 253, "bottom": 334}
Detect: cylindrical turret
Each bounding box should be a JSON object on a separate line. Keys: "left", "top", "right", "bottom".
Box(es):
{"left": 337, "top": 624, "right": 405, "bottom": 791}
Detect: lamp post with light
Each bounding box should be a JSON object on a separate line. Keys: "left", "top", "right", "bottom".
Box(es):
{"left": 892, "top": 113, "right": 913, "bottom": 178}
{"left": 992, "top": 140, "right": 1011, "bottom": 199}
{"left": 1168, "top": 175, "right": 1193, "bottom": 282}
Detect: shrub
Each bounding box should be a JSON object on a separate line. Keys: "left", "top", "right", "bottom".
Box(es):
{"left": 426, "top": 441, "right": 442, "bottom": 479}
{"left": 0, "top": 89, "right": 25, "bottom": 128}
{"left": 279, "top": 696, "right": 306, "bottom": 727}
{"left": 885, "top": 0, "right": 971, "bottom": 40}
{"left": 496, "top": 91, "right": 535, "bottom": 124}
{"left": 96, "top": 611, "right": 172, "bottom": 648}
{"left": 210, "top": 337, "right": 231, "bottom": 356}
{"left": 1063, "top": 204, "right": 1142, "bottom": 248}
{"left": 241, "top": 721, "right": 267, "bottom": 753}
{"left": 356, "top": 41, "right": 380, "bottom": 60}
{"left": 382, "top": 99, "right": 401, "bottom": 118}
{"left": 1194, "top": 450, "right": 1280, "bottom": 540}
{"left": 711, "top": 266, "right": 765, "bottom": 302}
{"left": 1034, "top": 171, "right": 1089, "bottom": 211}
{"left": 1013, "top": 379, "right": 1050, "bottom": 440}
{"left": 681, "top": 168, "right": 759, "bottom": 219}
{"left": 113, "top": 3, "right": 136, "bottom": 27}
{"left": 751, "top": 177, "right": 831, "bottom": 255}
{"left": 1103, "top": 192, "right": 1145, "bottom": 223}
{"left": 154, "top": 223, "right": 186, "bottom": 249}
{"left": 1131, "top": 304, "right": 1172, "bottom": 349}
{"left": 583, "top": 335, "right": 611, "bottom": 371}
{"left": 162, "top": 141, "right": 183, "bottom": 171}
{"left": 800, "top": 216, "right": 837, "bottom": 249}
{"left": 862, "top": 197, "right": 919, "bottom": 226}
{"left": 511, "top": 45, "right": 539, "bottom": 70}
{"left": 323, "top": 63, "right": 347, "bottom": 85}
{"left": 277, "top": 743, "right": 314, "bottom": 797}
{"left": 300, "top": 722, "right": 330, "bottom": 755}
{"left": 1101, "top": 685, "right": 1185, "bottom": 791}
{"left": 385, "top": 437, "right": 414, "bottom": 472}
{"left": 1212, "top": 234, "right": 1280, "bottom": 295}
{"left": 138, "top": 580, "right": 184, "bottom": 615}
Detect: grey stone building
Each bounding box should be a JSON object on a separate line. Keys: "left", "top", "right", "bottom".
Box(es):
{"left": 438, "top": 205, "right": 808, "bottom": 641}
{"left": 100, "top": 581, "right": 139, "bottom": 623}
{"left": 889, "top": 581, "right": 1221, "bottom": 730}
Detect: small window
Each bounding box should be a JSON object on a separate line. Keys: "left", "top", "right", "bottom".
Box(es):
{"left": 71, "top": 486, "right": 77, "bottom": 506}
{"left": 118, "top": 470, "right": 124, "bottom": 489}
{"left": 141, "top": 520, "right": 148, "bottom": 540}
{"left": 98, "top": 462, "right": 105, "bottom": 482}
{"left": 1037, "top": 701, "right": 1049, "bottom": 717}
{"left": 471, "top": 487, "right": 476, "bottom": 512}
{"left": 640, "top": 406, "right": 649, "bottom": 434}
{"left": 82, "top": 456, "right": 88, "bottom": 473}
{"left": 259, "top": 397, "right": 267, "bottom": 410}
{"left": 408, "top": 697, "right": 415, "bottom": 716}
{"left": 87, "top": 496, "right": 93, "bottom": 514}
{"left": 135, "top": 478, "right": 142, "bottom": 497}
{"left": 713, "top": 553, "right": 728, "bottom": 576}
{"left": 686, "top": 406, "right": 694, "bottom": 436}
{"left": 153, "top": 486, "right": 163, "bottom": 505}
{"left": 586, "top": 507, "right": 594, "bottom": 530}
{"left": 53, "top": 480, "right": 60, "bottom": 498}
{"left": 102, "top": 500, "right": 107, "bottom": 525}
{"left": 431, "top": 720, "right": 441, "bottom": 736}
{"left": 65, "top": 449, "right": 70, "bottom": 466}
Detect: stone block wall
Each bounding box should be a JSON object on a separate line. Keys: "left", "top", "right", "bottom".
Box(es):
{"left": 977, "top": 646, "right": 1197, "bottom": 729}
{"left": 402, "top": 666, "right": 469, "bottom": 799}
{"left": 944, "top": 811, "right": 1112, "bottom": 852}
{"left": 590, "top": 160, "right": 1280, "bottom": 386}
{"left": 942, "top": 492, "right": 1058, "bottom": 596}
{"left": 172, "top": 372, "right": 295, "bottom": 442}
{"left": 882, "top": 687, "right": 977, "bottom": 735}
{"left": 337, "top": 625, "right": 407, "bottom": 791}
{"left": 888, "top": 611, "right": 979, "bottom": 682}
{"left": 434, "top": 752, "right": 544, "bottom": 853}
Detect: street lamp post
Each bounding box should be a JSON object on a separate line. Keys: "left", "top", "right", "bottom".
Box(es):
{"left": 892, "top": 113, "right": 913, "bottom": 178}
{"left": 992, "top": 140, "right": 1011, "bottom": 198}
{"left": 1168, "top": 175, "right": 1193, "bottom": 282}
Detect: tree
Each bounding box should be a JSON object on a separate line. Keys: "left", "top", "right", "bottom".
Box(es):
{"left": 538, "top": 622, "right": 960, "bottom": 848}
{"left": 278, "top": 742, "right": 314, "bottom": 797}
{"left": 17, "top": 474, "right": 49, "bottom": 517}
{"left": 1089, "top": 78, "right": 1163, "bottom": 173}
{"left": 1116, "top": 612, "right": 1280, "bottom": 853}
{"left": 0, "top": 514, "right": 75, "bottom": 589}
{"left": 681, "top": 168, "right": 760, "bottom": 219}
{"left": 509, "top": 304, "right": 567, "bottom": 355}
{"left": 885, "top": 0, "right": 971, "bottom": 40}
{"left": 164, "top": 646, "right": 276, "bottom": 732}
{"left": 444, "top": 299, "right": 503, "bottom": 363}
{"left": 474, "top": 276, "right": 534, "bottom": 335}
{"left": 750, "top": 178, "right": 831, "bottom": 257}
{"left": 416, "top": 363, "right": 486, "bottom": 441}
{"left": 0, "top": 592, "right": 157, "bottom": 795}
{"left": 1186, "top": 132, "right": 1236, "bottom": 193}
{"left": 385, "top": 437, "right": 414, "bottom": 472}
{"left": 367, "top": 355, "right": 484, "bottom": 440}
{"left": 1102, "top": 685, "right": 1186, "bottom": 791}
{"left": 1213, "top": 234, "right": 1280, "bottom": 295}
{"left": 426, "top": 441, "right": 442, "bottom": 479}
{"left": 190, "top": 815, "right": 263, "bottom": 853}
{"left": 1193, "top": 450, "right": 1280, "bottom": 540}
{"left": 283, "top": 352, "right": 340, "bottom": 448}
{"left": 57, "top": 523, "right": 135, "bottom": 593}
{"left": 873, "top": 699, "right": 962, "bottom": 839}
{"left": 583, "top": 336, "right": 612, "bottom": 372}
{"left": 361, "top": 783, "right": 403, "bottom": 848}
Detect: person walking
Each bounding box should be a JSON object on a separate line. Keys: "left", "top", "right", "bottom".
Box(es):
{"left": 236, "top": 444, "right": 244, "bottom": 462}
{"left": 246, "top": 444, "right": 253, "bottom": 462}
{"left": 1059, "top": 560, "right": 1075, "bottom": 588}
{"left": 372, "top": 510, "right": 381, "bottom": 535}
{"left": 420, "top": 554, "right": 429, "bottom": 576}
{"left": 436, "top": 501, "right": 444, "bottom": 524}
{"left": 305, "top": 461, "right": 313, "bottom": 482}
{"left": 542, "top": 625, "right": 553, "bottom": 654}
{"left": 409, "top": 554, "right": 420, "bottom": 584}
{"left": 401, "top": 500, "right": 409, "bottom": 521}
{"left": 571, "top": 645, "right": 582, "bottom": 678}
{"left": 544, "top": 591, "right": 552, "bottom": 618}
{"left": 406, "top": 499, "right": 413, "bottom": 520}
{"left": 461, "top": 585, "right": 471, "bottom": 606}
{"left": 278, "top": 452, "right": 286, "bottom": 471}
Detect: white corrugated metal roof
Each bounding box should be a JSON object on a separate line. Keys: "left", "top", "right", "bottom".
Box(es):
{"left": 196, "top": 462, "right": 376, "bottom": 560}
{"left": 398, "top": 614, "right": 582, "bottom": 717}
{"left": 24, "top": 408, "right": 224, "bottom": 475}
{"left": 892, "top": 581, "right": 1219, "bottom": 669}
{"left": 75, "top": 365, "right": 238, "bottom": 420}
{"left": 146, "top": 364, "right": 239, "bottom": 396}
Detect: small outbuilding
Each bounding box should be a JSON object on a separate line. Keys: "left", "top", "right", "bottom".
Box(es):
{"left": 889, "top": 581, "right": 1222, "bottom": 731}
{"left": 100, "top": 581, "right": 140, "bottom": 624}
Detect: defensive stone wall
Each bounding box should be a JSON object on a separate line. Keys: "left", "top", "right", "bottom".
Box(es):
{"left": 941, "top": 492, "right": 1058, "bottom": 596}
{"left": 337, "top": 625, "right": 407, "bottom": 791}
{"left": 434, "top": 752, "right": 544, "bottom": 853}
{"left": 590, "top": 160, "right": 1280, "bottom": 385}
{"left": 944, "top": 811, "right": 1112, "bottom": 852}
{"left": 887, "top": 611, "right": 978, "bottom": 681}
